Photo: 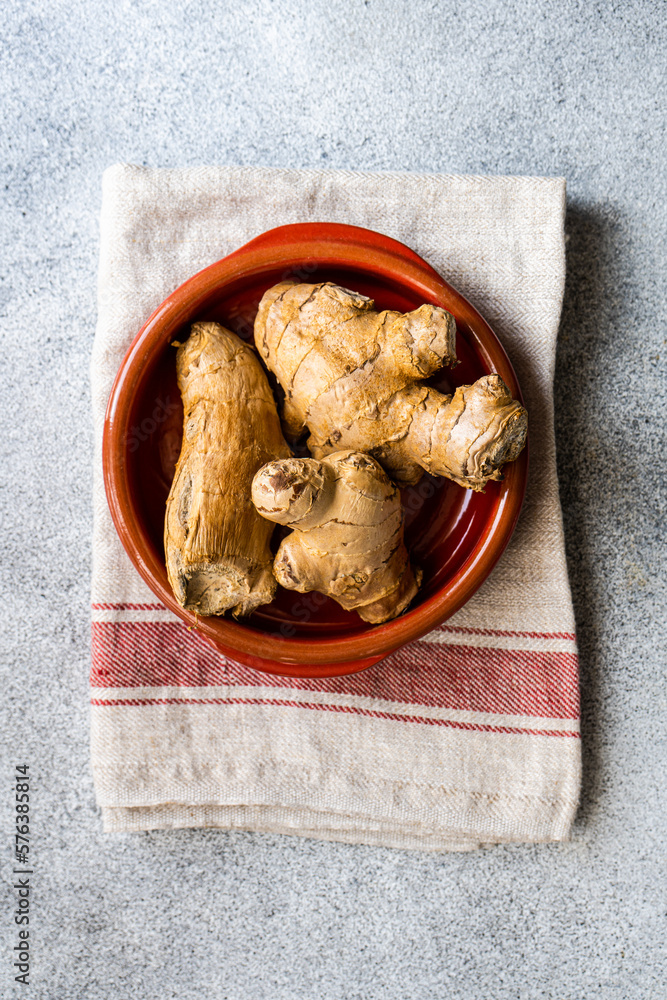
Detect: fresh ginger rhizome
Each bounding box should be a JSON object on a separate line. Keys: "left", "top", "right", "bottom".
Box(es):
{"left": 164, "top": 283, "right": 527, "bottom": 623}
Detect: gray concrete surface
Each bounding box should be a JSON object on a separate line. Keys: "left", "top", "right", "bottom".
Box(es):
{"left": 1, "top": 1, "right": 665, "bottom": 997}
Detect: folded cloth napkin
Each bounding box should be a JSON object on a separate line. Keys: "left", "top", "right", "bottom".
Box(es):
{"left": 90, "top": 165, "right": 580, "bottom": 850}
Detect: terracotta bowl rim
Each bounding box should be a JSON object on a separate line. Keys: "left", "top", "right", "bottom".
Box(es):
{"left": 102, "top": 222, "right": 528, "bottom": 671}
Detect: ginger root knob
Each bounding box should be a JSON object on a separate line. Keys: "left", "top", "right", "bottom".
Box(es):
{"left": 255, "top": 281, "right": 527, "bottom": 489}
{"left": 252, "top": 451, "right": 422, "bottom": 624}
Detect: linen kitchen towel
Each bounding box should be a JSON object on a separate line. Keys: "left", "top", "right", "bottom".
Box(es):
{"left": 90, "top": 166, "right": 580, "bottom": 850}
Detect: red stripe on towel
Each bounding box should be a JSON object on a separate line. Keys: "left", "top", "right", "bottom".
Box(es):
{"left": 92, "top": 602, "right": 166, "bottom": 611}
{"left": 91, "top": 621, "right": 579, "bottom": 720}
{"left": 436, "top": 625, "right": 577, "bottom": 641}
{"left": 90, "top": 694, "right": 579, "bottom": 738}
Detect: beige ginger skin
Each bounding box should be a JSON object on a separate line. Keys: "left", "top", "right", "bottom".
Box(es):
{"left": 252, "top": 451, "right": 422, "bottom": 624}
{"left": 165, "top": 322, "right": 291, "bottom": 617}
{"left": 255, "top": 281, "right": 527, "bottom": 489}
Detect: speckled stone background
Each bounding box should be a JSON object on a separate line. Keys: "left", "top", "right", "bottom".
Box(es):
{"left": 1, "top": 1, "right": 665, "bottom": 997}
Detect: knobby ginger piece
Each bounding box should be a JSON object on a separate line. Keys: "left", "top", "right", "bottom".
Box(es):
{"left": 252, "top": 450, "right": 422, "bottom": 624}
{"left": 255, "top": 281, "right": 527, "bottom": 489}
{"left": 165, "top": 322, "right": 291, "bottom": 617}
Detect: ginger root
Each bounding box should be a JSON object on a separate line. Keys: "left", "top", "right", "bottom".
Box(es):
{"left": 165, "top": 322, "right": 291, "bottom": 616}
{"left": 255, "top": 281, "right": 527, "bottom": 489}
{"left": 251, "top": 450, "right": 422, "bottom": 624}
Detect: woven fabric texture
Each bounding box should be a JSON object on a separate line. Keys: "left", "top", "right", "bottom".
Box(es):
{"left": 90, "top": 165, "right": 579, "bottom": 850}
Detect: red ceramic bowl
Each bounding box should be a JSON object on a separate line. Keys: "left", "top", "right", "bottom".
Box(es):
{"left": 103, "top": 223, "right": 527, "bottom": 678}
